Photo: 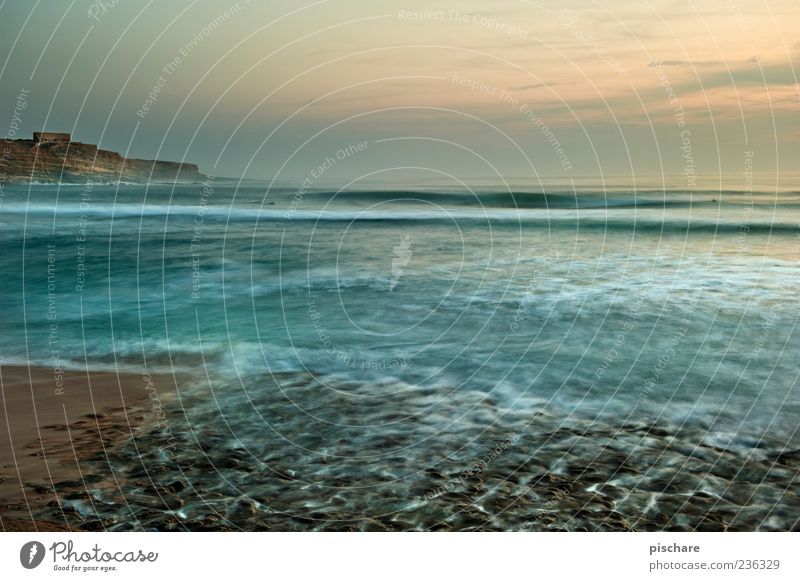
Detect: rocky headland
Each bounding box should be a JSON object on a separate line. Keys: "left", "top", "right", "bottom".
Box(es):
{"left": 0, "top": 133, "right": 205, "bottom": 184}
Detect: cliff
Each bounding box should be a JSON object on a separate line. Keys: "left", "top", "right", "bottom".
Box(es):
{"left": 0, "top": 137, "right": 206, "bottom": 184}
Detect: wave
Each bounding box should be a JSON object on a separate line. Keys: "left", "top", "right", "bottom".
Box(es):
{"left": 302, "top": 189, "right": 800, "bottom": 207}
{"left": 4, "top": 202, "right": 799, "bottom": 235}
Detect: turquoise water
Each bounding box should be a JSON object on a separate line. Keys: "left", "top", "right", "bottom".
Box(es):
{"left": 2, "top": 183, "right": 798, "bottom": 437}
{"left": 2, "top": 182, "right": 800, "bottom": 529}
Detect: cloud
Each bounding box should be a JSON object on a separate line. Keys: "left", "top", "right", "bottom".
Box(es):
{"left": 649, "top": 59, "right": 727, "bottom": 68}
{"left": 711, "top": 60, "right": 798, "bottom": 87}
{"left": 648, "top": 57, "right": 796, "bottom": 90}
{"left": 649, "top": 56, "right": 761, "bottom": 68}
{"left": 507, "top": 81, "right": 558, "bottom": 91}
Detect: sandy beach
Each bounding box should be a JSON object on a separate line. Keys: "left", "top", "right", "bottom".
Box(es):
{"left": 0, "top": 365, "right": 179, "bottom": 531}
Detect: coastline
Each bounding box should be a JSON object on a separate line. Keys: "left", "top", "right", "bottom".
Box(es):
{"left": 0, "top": 365, "right": 180, "bottom": 531}
{"left": 2, "top": 177, "right": 209, "bottom": 185}
{"left": 1, "top": 133, "right": 206, "bottom": 184}
{"left": 2, "top": 365, "right": 799, "bottom": 531}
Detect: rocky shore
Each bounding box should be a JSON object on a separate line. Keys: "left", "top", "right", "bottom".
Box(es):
{"left": 5, "top": 370, "right": 799, "bottom": 532}
{"left": 0, "top": 135, "right": 205, "bottom": 183}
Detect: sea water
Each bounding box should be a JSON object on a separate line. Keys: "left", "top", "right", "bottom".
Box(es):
{"left": 1, "top": 181, "right": 799, "bottom": 529}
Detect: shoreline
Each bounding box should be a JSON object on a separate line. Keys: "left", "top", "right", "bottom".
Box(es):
{"left": 2, "top": 365, "right": 799, "bottom": 531}
{"left": 1, "top": 133, "right": 206, "bottom": 183}
{"left": 3, "top": 178, "right": 209, "bottom": 185}
{"left": 0, "top": 365, "right": 180, "bottom": 531}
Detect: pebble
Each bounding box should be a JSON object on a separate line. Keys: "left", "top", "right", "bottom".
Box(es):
{"left": 18, "top": 390, "right": 800, "bottom": 532}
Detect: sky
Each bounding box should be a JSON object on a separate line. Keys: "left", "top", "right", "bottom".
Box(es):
{"left": 0, "top": 0, "right": 797, "bottom": 188}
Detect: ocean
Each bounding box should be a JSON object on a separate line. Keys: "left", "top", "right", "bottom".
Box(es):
{"left": 1, "top": 180, "right": 799, "bottom": 530}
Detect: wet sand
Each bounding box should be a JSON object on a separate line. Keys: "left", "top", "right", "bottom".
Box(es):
{"left": 3, "top": 367, "right": 800, "bottom": 531}
{"left": 0, "top": 365, "right": 179, "bottom": 531}
{"left": 6, "top": 370, "right": 797, "bottom": 532}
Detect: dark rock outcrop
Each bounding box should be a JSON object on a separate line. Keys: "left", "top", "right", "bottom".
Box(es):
{"left": 1, "top": 136, "right": 205, "bottom": 183}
